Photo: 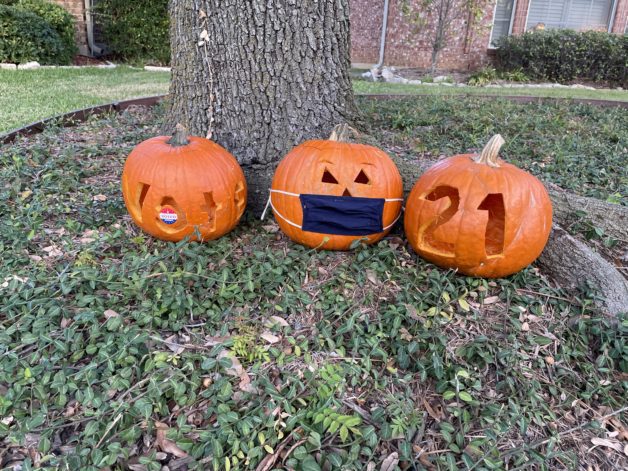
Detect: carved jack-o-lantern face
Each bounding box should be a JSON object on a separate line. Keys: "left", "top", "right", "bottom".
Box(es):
{"left": 122, "top": 126, "right": 247, "bottom": 242}
{"left": 270, "top": 125, "right": 403, "bottom": 250}
{"left": 404, "top": 135, "right": 553, "bottom": 278}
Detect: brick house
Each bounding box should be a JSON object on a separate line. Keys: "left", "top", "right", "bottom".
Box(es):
{"left": 351, "top": 0, "right": 628, "bottom": 70}
{"left": 52, "top": 0, "right": 90, "bottom": 55}
{"left": 53, "top": 0, "right": 627, "bottom": 71}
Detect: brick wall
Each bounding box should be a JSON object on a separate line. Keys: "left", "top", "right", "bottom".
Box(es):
{"left": 350, "top": 0, "right": 496, "bottom": 71}
{"left": 51, "top": 0, "right": 88, "bottom": 55}
{"left": 611, "top": 0, "right": 628, "bottom": 33}
{"left": 351, "top": 0, "right": 628, "bottom": 71}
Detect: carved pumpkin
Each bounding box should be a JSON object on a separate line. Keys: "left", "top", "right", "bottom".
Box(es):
{"left": 268, "top": 124, "right": 403, "bottom": 250}
{"left": 122, "top": 124, "right": 247, "bottom": 242}
{"left": 404, "top": 135, "right": 552, "bottom": 278}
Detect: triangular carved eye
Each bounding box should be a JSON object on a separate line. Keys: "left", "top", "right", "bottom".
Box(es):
{"left": 354, "top": 170, "right": 370, "bottom": 184}
{"left": 322, "top": 169, "right": 338, "bottom": 184}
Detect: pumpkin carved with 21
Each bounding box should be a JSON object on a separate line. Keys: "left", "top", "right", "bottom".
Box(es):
{"left": 404, "top": 135, "right": 552, "bottom": 278}
{"left": 268, "top": 124, "right": 403, "bottom": 250}
{"left": 122, "top": 124, "right": 247, "bottom": 242}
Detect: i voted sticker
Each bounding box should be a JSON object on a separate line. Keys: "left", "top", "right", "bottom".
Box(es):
{"left": 159, "top": 207, "right": 178, "bottom": 225}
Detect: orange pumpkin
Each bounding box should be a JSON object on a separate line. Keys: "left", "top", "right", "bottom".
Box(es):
{"left": 404, "top": 135, "right": 552, "bottom": 278}
{"left": 122, "top": 124, "right": 246, "bottom": 242}
{"left": 268, "top": 124, "right": 403, "bottom": 250}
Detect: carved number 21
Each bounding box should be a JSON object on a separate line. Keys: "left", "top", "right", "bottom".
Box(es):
{"left": 424, "top": 186, "right": 505, "bottom": 256}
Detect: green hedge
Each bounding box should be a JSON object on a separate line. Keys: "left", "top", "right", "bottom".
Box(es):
{"left": 0, "top": 4, "right": 70, "bottom": 64}
{"left": 94, "top": 0, "right": 170, "bottom": 65}
{"left": 14, "top": 0, "right": 77, "bottom": 59}
{"left": 496, "top": 30, "right": 627, "bottom": 85}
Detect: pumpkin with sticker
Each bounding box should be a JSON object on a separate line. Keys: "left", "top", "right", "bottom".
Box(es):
{"left": 122, "top": 124, "right": 247, "bottom": 242}
{"left": 263, "top": 124, "right": 403, "bottom": 251}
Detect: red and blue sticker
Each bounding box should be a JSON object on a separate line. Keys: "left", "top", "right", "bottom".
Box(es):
{"left": 159, "top": 207, "right": 178, "bottom": 225}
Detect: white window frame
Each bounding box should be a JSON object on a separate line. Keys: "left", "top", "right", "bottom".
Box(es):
{"left": 524, "top": 0, "right": 618, "bottom": 31}
{"left": 488, "top": 0, "right": 518, "bottom": 49}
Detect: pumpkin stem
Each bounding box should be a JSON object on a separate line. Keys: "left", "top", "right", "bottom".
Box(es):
{"left": 168, "top": 123, "right": 190, "bottom": 147}
{"left": 328, "top": 123, "right": 360, "bottom": 142}
{"left": 474, "top": 134, "right": 505, "bottom": 168}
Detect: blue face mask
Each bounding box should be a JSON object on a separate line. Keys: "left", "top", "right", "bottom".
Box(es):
{"left": 262, "top": 190, "right": 403, "bottom": 236}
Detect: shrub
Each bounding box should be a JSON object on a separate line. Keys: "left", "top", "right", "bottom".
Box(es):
{"left": 0, "top": 4, "right": 69, "bottom": 64}
{"left": 495, "top": 30, "right": 627, "bottom": 85}
{"left": 94, "top": 0, "right": 170, "bottom": 65}
{"left": 468, "top": 66, "right": 529, "bottom": 86}
{"left": 14, "top": 0, "right": 77, "bottom": 59}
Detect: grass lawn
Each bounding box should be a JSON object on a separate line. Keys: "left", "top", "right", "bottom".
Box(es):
{"left": 354, "top": 80, "right": 628, "bottom": 102}
{"left": 0, "top": 66, "right": 170, "bottom": 133}
{"left": 1, "top": 96, "right": 626, "bottom": 470}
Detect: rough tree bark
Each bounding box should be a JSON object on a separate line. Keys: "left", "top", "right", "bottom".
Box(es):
{"left": 167, "top": 0, "right": 358, "bottom": 213}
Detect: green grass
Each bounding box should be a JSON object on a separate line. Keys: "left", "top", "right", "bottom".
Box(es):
{"left": 0, "top": 100, "right": 626, "bottom": 470}
{"left": 354, "top": 80, "right": 628, "bottom": 101}
{"left": 0, "top": 66, "right": 170, "bottom": 133}
{"left": 2, "top": 67, "right": 626, "bottom": 135}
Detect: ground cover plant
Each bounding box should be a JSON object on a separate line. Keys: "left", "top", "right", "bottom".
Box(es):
{"left": 1, "top": 99, "right": 627, "bottom": 470}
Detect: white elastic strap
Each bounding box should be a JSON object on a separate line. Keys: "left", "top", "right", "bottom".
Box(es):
{"left": 270, "top": 189, "right": 300, "bottom": 197}
{"left": 260, "top": 194, "right": 272, "bottom": 221}
{"left": 383, "top": 211, "right": 402, "bottom": 231}
{"left": 260, "top": 190, "right": 302, "bottom": 228}
{"left": 269, "top": 198, "right": 302, "bottom": 229}
{"left": 385, "top": 198, "right": 404, "bottom": 202}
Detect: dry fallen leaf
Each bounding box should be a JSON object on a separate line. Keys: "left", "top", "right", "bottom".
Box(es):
{"left": 104, "top": 309, "right": 120, "bottom": 319}
{"left": 260, "top": 332, "right": 280, "bottom": 344}
{"left": 590, "top": 437, "right": 624, "bottom": 454}
{"left": 164, "top": 335, "right": 185, "bottom": 355}
{"left": 218, "top": 350, "right": 256, "bottom": 393}
{"left": 20, "top": 189, "right": 32, "bottom": 200}
{"left": 155, "top": 421, "right": 188, "bottom": 458}
{"left": 93, "top": 194, "right": 107, "bottom": 202}
{"left": 405, "top": 304, "right": 421, "bottom": 320}
{"left": 366, "top": 269, "right": 378, "bottom": 285}
{"left": 266, "top": 316, "right": 289, "bottom": 327}
{"left": 423, "top": 399, "right": 443, "bottom": 422}
{"left": 483, "top": 295, "right": 500, "bottom": 305}
{"left": 42, "top": 245, "right": 63, "bottom": 258}
{"left": 380, "top": 452, "right": 399, "bottom": 471}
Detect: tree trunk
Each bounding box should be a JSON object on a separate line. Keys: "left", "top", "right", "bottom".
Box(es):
{"left": 167, "top": 0, "right": 358, "bottom": 213}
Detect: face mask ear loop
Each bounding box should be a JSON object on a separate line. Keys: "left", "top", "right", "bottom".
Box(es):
{"left": 261, "top": 190, "right": 303, "bottom": 229}
{"left": 382, "top": 199, "right": 405, "bottom": 231}
{"left": 261, "top": 194, "right": 272, "bottom": 221}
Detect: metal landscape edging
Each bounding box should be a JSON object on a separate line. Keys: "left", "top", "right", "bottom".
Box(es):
{"left": 0, "top": 95, "right": 167, "bottom": 145}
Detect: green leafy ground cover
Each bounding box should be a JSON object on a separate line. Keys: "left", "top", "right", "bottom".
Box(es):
{"left": 1, "top": 100, "right": 627, "bottom": 470}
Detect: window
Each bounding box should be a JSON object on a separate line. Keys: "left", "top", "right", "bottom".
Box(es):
{"left": 490, "top": 0, "right": 516, "bottom": 47}
{"left": 526, "top": 0, "right": 615, "bottom": 31}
